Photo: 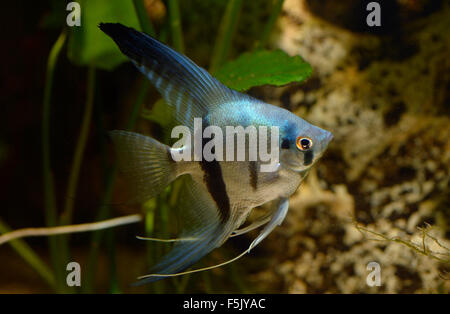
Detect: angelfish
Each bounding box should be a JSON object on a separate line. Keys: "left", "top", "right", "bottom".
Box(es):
{"left": 100, "top": 23, "right": 333, "bottom": 283}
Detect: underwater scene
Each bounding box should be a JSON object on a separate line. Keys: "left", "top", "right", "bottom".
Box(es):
{"left": 0, "top": 0, "right": 448, "bottom": 295}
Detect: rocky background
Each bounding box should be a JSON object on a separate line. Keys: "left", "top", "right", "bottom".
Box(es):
{"left": 0, "top": 0, "right": 448, "bottom": 293}
{"left": 241, "top": 0, "right": 449, "bottom": 293}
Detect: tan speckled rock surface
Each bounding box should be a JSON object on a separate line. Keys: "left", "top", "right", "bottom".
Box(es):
{"left": 245, "top": 0, "right": 449, "bottom": 293}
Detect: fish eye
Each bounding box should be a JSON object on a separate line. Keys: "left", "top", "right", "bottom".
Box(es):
{"left": 296, "top": 137, "right": 313, "bottom": 151}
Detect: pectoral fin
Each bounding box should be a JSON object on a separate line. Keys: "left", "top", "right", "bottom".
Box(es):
{"left": 230, "top": 211, "right": 273, "bottom": 238}
{"left": 248, "top": 198, "right": 289, "bottom": 252}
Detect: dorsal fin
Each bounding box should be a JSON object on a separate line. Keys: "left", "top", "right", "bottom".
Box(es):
{"left": 99, "top": 23, "right": 242, "bottom": 129}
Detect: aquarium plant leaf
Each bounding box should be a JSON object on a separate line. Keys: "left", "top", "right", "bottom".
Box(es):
{"left": 141, "top": 99, "right": 173, "bottom": 126}
{"left": 214, "top": 49, "right": 312, "bottom": 91}
{"left": 68, "top": 0, "right": 140, "bottom": 70}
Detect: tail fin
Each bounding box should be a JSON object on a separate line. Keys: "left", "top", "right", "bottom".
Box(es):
{"left": 109, "top": 130, "right": 177, "bottom": 203}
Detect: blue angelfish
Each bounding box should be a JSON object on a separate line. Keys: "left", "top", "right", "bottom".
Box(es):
{"left": 99, "top": 23, "right": 333, "bottom": 283}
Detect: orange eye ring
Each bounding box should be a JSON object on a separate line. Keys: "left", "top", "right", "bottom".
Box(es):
{"left": 296, "top": 137, "right": 313, "bottom": 151}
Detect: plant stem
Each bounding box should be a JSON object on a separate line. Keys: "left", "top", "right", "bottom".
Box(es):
{"left": 126, "top": 78, "right": 150, "bottom": 130}
{"left": 60, "top": 66, "right": 96, "bottom": 226}
{"left": 106, "top": 230, "right": 121, "bottom": 293}
{"left": 209, "top": 0, "right": 242, "bottom": 73}
{"left": 143, "top": 198, "right": 161, "bottom": 293}
{"left": 254, "top": 0, "right": 285, "bottom": 50}
{"left": 168, "top": 0, "right": 184, "bottom": 53}
{"left": 54, "top": 67, "right": 96, "bottom": 293}
{"left": 83, "top": 170, "right": 116, "bottom": 293}
{"left": 230, "top": 262, "right": 249, "bottom": 293}
{"left": 83, "top": 78, "right": 149, "bottom": 293}
{"left": 0, "top": 218, "right": 55, "bottom": 289}
{"left": 42, "top": 30, "right": 67, "bottom": 292}
{"left": 132, "top": 0, "right": 156, "bottom": 36}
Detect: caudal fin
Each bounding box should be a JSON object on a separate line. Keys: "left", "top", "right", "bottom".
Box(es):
{"left": 109, "top": 130, "right": 177, "bottom": 203}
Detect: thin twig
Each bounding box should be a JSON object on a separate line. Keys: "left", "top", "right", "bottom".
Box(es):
{"left": 0, "top": 214, "right": 142, "bottom": 246}
{"left": 354, "top": 222, "right": 450, "bottom": 265}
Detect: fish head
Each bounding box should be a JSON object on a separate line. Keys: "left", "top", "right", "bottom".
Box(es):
{"left": 279, "top": 116, "right": 333, "bottom": 172}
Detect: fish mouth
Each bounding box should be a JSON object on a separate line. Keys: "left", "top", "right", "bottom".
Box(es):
{"left": 324, "top": 131, "right": 333, "bottom": 148}
{"left": 281, "top": 158, "right": 310, "bottom": 173}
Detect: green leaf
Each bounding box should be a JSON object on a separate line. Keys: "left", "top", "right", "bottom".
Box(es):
{"left": 214, "top": 49, "right": 312, "bottom": 91}
{"left": 141, "top": 99, "right": 174, "bottom": 128}
{"left": 68, "top": 0, "right": 141, "bottom": 70}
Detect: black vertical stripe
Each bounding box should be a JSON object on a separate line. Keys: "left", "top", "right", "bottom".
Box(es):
{"left": 249, "top": 161, "right": 258, "bottom": 191}
{"left": 199, "top": 119, "right": 230, "bottom": 223}
{"left": 304, "top": 151, "right": 313, "bottom": 166}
